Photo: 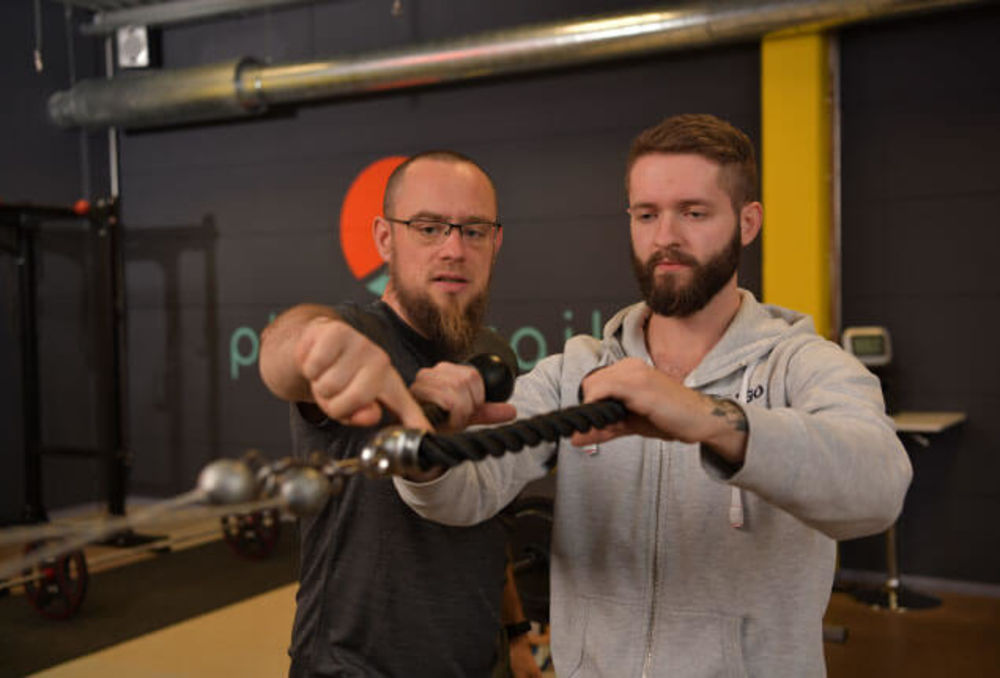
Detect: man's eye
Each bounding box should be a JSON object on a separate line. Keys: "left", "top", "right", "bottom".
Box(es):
{"left": 463, "top": 225, "right": 489, "bottom": 240}
{"left": 636, "top": 212, "right": 657, "bottom": 222}
{"left": 413, "top": 221, "right": 445, "bottom": 236}
{"left": 685, "top": 210, "right": 707, "bottom": 219}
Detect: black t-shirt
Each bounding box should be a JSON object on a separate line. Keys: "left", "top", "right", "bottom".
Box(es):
{"left": 288, "top": 300, "right": 517, "bottom": 677}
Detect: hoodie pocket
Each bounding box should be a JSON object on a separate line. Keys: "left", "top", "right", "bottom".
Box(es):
{"left": 562, "top": 596, "right": 645, "bottom": 678}
{"left": 647, "top": 608, "right": 749, "bottom": 678}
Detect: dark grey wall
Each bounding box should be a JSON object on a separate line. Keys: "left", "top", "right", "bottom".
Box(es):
{"left": 0, "top": 2, "right": 104, "bottom": 523}
{"left": 0, "top": 3, "right": 91, "bottom": 204}
{"left": 838, "top": 5, "right": 1000, "bottom": 584}
{"left": 113, "top": 0, "right": 760, "bottom": 498}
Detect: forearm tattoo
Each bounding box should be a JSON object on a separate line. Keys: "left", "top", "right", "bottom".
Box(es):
{"left": 708, "top": 396, "right": 749, "bottom": 433}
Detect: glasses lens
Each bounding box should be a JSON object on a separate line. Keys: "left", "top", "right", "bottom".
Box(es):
{"left": 462, "top": 223, "right": 494, "bottom": 241}
{"left": 409, "top": 220, "right": 448, "bottom": 242}
{"left": 405, "top": 219, "right": 496, "bottom": 246}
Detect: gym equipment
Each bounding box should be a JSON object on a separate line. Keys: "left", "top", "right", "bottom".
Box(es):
{"left": 21, "top": 543, "right": 89, "bottom": 620}
{"left": 502, "top": 496, "right": 553, "bottom": 624}
{"left": 0, "top": 493, "right": 290, "bottom": 619}
{"left": 0, "top": 367, "right": 622, "bottom": 583}
{"left": 0, "top": 467, "right": 281, "bottom": 581}
{"left": 502, "top": 495, "right": 555, "bottom": 671}
{"left": 221, "top": 509, "right": 282, "bottom": 560}
{"left": 358, "top": 398, "right": 625, "bottom": 477}
{"left": 841, "top": 325, "right": 892, "bottom": 368}
{"left": 841, "top": 325, "right": 966, "bottom": 612}
{"left": 0, "top": 200, "right": 133, "bottom": 527}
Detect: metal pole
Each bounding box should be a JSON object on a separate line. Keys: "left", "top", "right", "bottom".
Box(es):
{"left": 17, "top": 219, "right": 46, "bottom": 524}
{"left": 103, "top": 201, "right": 130, "bottom": 519}
{"left": 104, "top": 36, "right": 119, "bottom": 198}
{"left": 49, "top": 0, "right": 983, "bottom": 130}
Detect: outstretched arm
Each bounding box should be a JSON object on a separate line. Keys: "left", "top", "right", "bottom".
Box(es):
{"left": 259, "top": 303, "right": 429, "bottom": 430}
{"left": 569, "top": 349, "right": 911, "bottom": 540}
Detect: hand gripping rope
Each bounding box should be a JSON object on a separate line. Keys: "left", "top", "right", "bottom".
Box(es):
{"left": 357, "top": 353, "right": 626, "bottom": 476}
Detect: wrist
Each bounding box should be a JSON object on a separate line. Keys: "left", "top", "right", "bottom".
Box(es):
{"left": 505, "top": 619, "right": 532, "bottom": 640}
{"left": 403, "top": 466, "right": 444, "bottom": 482}
{"left": 702, "top": 397, "right": 748, "bottom": 466}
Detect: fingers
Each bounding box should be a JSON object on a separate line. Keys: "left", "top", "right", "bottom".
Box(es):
{"left": 509, "top": 637, "right": 543, "bottom": 678}
{"left": 294, "top": 319, "right": 507, "bottom": 433}
{"left": 467, "top": 402, "right": 517, "bottom": 426}
{"left": 571, "top": 421, "right": 631, "bottom": 447}
{"left": 294, "top": 317, "right": 342, "bottom": 384}
{"left": 309, "top": 346, "right": 391, "bottom": 421}
{"left": 312, "top": 375, "right": 379, "bottom": 424}
{"left": 411, "top": 363, "right": 488, "bottom": 432}
{"left": 578, "top": 357, "right": 647, "bottom": 404}
{"left": 313, "top": 357, "right": 431, "bottom": 430}
{"left": 574, "top": 360, "right": 652, "bottom": 444}
{"left": 379, "top": 370, "right": 434, "bottom": 431}
{"left": 577, "top": 358, "right": 716, "bottom": 444}
{"left": 345, "top": 402, "right": 383, "bottom": 428}
{"left": 297, "top": 319, "right": 430, "bottom": 428}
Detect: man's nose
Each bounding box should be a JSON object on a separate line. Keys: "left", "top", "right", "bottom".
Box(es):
{"left": 438, "top": 226, "right": 467, "bottom": 257}
{"left": 652, "top": 213, "right": 682, "bottom": 247}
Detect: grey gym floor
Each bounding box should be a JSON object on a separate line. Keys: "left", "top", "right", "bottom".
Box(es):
{"left": 22, "top": 587, "right": 1000, "bottom": 676}
{"left": 6, "top": 507, "right": 998, "bottom": 677}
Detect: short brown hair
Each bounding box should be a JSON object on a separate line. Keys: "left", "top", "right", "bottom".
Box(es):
{"left": 383, "top": 150, "right": 498, "bottom": 216}
{"left": 626, "top": 113, "right": 758, "bottom": 211}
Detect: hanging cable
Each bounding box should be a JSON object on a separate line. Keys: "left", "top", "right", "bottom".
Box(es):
{"left": 32, "top": 0, "right": 44, "bottom": 72}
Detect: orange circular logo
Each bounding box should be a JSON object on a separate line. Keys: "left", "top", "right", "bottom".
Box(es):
{"left": 339, "top": 155, "right": 407, "bottom": 295}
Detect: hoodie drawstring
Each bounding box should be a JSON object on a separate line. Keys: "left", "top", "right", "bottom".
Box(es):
{"left": 729, "top": 362, "right": 757, "bottom": 529}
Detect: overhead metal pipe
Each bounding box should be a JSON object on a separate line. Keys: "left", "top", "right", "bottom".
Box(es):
{"left": 79, "top": 0, "right": 319, "bottom": 36}
{"left": 49, "top": 0, "right": 978, "bottom": 129}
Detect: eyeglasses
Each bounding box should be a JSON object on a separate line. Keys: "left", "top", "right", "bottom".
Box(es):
{"left": 384, "top": 217, "right": 501, "bottom": 247}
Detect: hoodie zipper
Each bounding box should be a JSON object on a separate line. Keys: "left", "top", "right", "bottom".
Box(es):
{"left": 641, "top": 440, "right": 666, "bottom": 678}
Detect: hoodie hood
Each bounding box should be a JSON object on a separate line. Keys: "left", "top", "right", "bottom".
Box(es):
{"left": 600, "top": 289, "right": 816, "bottom": 388}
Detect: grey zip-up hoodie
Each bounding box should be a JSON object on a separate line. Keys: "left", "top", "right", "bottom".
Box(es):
{"left": 397, "top": 291, "right": 912, "bottom": 677}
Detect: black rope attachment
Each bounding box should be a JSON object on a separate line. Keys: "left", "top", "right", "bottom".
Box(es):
{"left": 417, "top": 399, "right": 627, "bottom": 470}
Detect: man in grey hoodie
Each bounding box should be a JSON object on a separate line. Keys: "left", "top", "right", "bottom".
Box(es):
{"left": 393, "top": 114, "right": 913, "bottom": 676}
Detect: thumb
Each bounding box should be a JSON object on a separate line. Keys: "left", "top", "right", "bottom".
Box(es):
{"left": 381, "top": 371, "right": 434, "bottom": 431}
{"left": 345, "top": 402, "right": 383, "bottom": 428}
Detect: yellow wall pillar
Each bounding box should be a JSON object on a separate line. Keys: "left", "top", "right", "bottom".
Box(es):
{"left": 761, "top": 32, "right": 834, "bottom": 338}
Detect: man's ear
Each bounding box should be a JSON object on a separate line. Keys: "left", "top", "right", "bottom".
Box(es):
{"left": 373, "top": 216, "right": 392, "bottom": 262}
{"left": 492, "top": 225, "right": 504, "bottom": 259}
{"left": 739, "top": 202, "right": 763, "bottom": 246}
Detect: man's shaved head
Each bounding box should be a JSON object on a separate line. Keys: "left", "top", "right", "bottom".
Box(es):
{"left": 383, "top": 150, "right": 498, "bottom": 218}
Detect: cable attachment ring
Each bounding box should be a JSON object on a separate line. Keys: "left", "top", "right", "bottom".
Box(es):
{"left": 359, "top": 426, "right": 426, "bottom": 477}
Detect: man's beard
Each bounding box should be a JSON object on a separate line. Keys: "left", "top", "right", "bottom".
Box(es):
{"left": 632, "top": 225, "right": 741, "bottom": 317}
{"left": 392, "top": 268, "right": 489, "bottom": 358}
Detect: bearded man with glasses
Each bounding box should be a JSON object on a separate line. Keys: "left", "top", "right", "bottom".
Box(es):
{"left": 260, "top": 151, "right": 539, "bottom": 678}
